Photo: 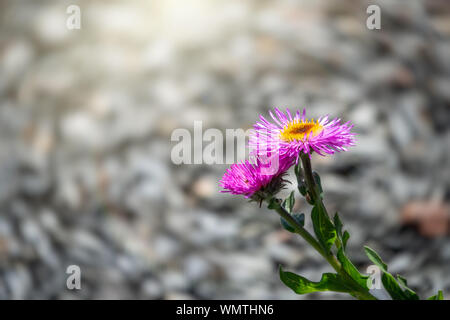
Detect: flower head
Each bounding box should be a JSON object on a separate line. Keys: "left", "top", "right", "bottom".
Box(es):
{"left": 220, "top": 154, "right": 293, "bottom": 200}
{"left": 250, "top": 108, "right": 356, "bottom": 161}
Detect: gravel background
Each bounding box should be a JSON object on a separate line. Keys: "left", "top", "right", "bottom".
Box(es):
{"left": 0, "top": 0, "right": 449, "bottom": 299}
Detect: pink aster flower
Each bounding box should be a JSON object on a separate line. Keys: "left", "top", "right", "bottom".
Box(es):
{"left": 250, "top": 108, "right": 356, "bottom": 162}
{"left": 220, "top": 154, "right": 293, "bottom": 199}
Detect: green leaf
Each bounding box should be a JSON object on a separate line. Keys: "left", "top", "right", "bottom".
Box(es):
{"left": 294, "top": 213, "right": 305, "bottom": 226}
{"left": 279, "top": 266, "right": 352, "bottom": 294}
{"left": 333, "top": 213, "right": 343, "bottom": 238}
{"left": 401, "top": 286, "right": 420, "bottom": 300}
{"left": 280, "top": 213, "right": 305, "bottom": 233}
{"left": 428, "top": 290, "right": 444, "bottom": 300}
{"left": 337, "top": 248, "right": 369, "bottom": 290}
{"left": 364, "top": 246, "right": 387, "bottom": 272}
{"left": 396, "top": 275, "right": 408, "bottom": 287}
{"left": 333, "top": 213, "right": 351, "bottom": 251}
{"left": 292, "top": 213, "right": 305, "bottom": 227}
{"left": 364, "top": 246, "right": 420, "bottom": 300}
{"left": 298, "top": 180, "right": 307, "bottom": 197}
{"left": 381, "top": 273, "right": 420, "bottom": 300}
{"left": 381, "top": 273, "right": 407, "bottom": 300}
{"left": 279, "top": 192, "right": 303, "bottom": 233}
{"left": 282, "top": 191, "right": 295, "bottom": 213}
{"left": 312, "top": 171, "right": 323, "bottom": 194}
{"left": 311, "top": 204, "right": 336, "bottom": 252}
{"left": 396, "top": 275, "right": 420, "bottom": 300}
{"left": 280, "top": 217, "right": 295, "bottom": 233}
{"left": 342, "top": 231, "right": 350, "bottom": 250}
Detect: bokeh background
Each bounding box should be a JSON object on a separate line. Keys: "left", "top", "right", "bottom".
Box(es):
{"left": 0, "top": 0, "right": 449, "bottom": 299}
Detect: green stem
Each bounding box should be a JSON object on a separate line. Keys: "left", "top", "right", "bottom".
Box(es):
{"left": 268, "top": 198, "right": 376, "bottom": 299}
{"left": 296, "top": 153, "right": 377, "bottom": 300}
{"left": 300, "top": 153, "right": 342, "bottom": 249}
{"left": 299, "top": 153, "right": 319, "bottom": 202}
{"left": 268, "top": 198, "right": 325, "bottom": 257}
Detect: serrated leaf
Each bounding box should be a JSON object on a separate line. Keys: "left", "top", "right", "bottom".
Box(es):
{"left": 280, "top": 213, "right": 305, "bottom": 233}
{"left": 364, "top": 246, "right": 387, "bottom": 272}
{"left": 311, "top": 204, "right": 336, "bottom": 252}
{"left": 282, "top": 191, "right": 295, "bottom": 213}
{"left": 279, "top": 266, "right": 352, "bottom": 294}
{"left": 427, "top": 290, "right": 444, "bottom": 300}
{"left": 337, "top": 248, "right": 369, "bottom": 290}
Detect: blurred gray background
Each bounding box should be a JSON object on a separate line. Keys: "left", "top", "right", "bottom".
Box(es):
{"left": 0, "top": 0, "right": 449, "bottom": 299}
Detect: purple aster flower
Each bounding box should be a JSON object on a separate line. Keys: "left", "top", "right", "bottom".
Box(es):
{"left": 220, "top": 154, "right": 293, "bottom": 199}
{"left": 250, "top": 108, "right": 356, "bottom": 162}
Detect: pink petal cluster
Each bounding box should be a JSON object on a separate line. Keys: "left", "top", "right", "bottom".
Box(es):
{"left": 250, "top": 108, "right": 356, "bottom": 162}
{"left": 219, "top": 154, "right": 293, "bottom": 198}
{"left": 220, "top": 108, "right": 356, "bottom": 197}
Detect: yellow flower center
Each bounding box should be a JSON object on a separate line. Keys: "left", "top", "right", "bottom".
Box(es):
{"left": 279, "top": 119, "right": 323, "bottom": 142}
